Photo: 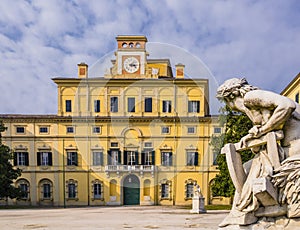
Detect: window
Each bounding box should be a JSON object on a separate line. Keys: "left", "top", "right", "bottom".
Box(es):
{"left": 68, "top": 183, "right": 76, "bottom": 199}
{"left": 213, "top": 151, "right": 219, "bottom": 165}
{"left": 161, "top": 152, "right": 172, "bottom": 166}
{"left": 186, "top": 183, "right": 194, "bottom": 198}
{"left": 110, "top": 97, "right": 118, "bottom": 113}
{"left": 93, "top": 183, "right": 103, "bottom": 199}
{"left": 67, "top": 152, "right": 78, "bottom": 166}
{"left": 145, "top": 97, "right": 152, "bottom": 112}
{"left": 66, "top": 126, "right": 74, "bottom": 133}
{"left": 144, "top": 142, "right": 152, "bottom": 148}
{"left": 296, "top": 93, "right": 299, "bottom": 103}
{"left": 66, "top": 100, "right": 72, "bottom": 112}
{"left": 66, "top": 179, "right": 78, "bottom": 200}
{"left": 16, "top": 126, "right": 25, "bottom": 134}
{"left": 108, "top": 150, "right": 121, "bottom": 165}
{"left": 162, "top": 100, "right": 172, "bottom": 113}
{"left": 92, "top": 126, "right": 101, "bottom": 134}
{"left": 214, "top": 127, "right": 221, "bottom": 134}
{"left": 161, "top": 126, "right": 170, "bottom": 134}
{"left": 186, "top": 152, "right": 198, "bottom": 166}
{"left": 161, "top": 184, "right": 169, "bottom": 198}
{"left": 20, "top": 184, "right": 29, "bottom": 199}
{"left": 43, "top": 184, "right": 51, "bottom": 199}
{"left": 124, "top": 151, "right": 138, "bottom": 165}
{"left": 94, "top": 100, "right": 100, "bottom": 113}
{"left": 39, "top": 127, "right": 49, "bottom": 134}
{"left": 17, "top": 179, "right": 30, "bottom": 200}
{"left": 142, "top": 150, "right": 155, "bottom": 165}
{"left": 187, "top": 127, "right": 195, "bottom": 134}
{"left": 127, "top": 97, "right": 135, "bottom": 112}
{"left": 188, "top": 101, "right": 200, "bottom": 113}
{"left": 37, "top": 152, "right": 52, "bottom": 166}
{"left": 14, "top": 152, "right": 29, "bottom": 166}
{"left": 111, "top": 142, "right": 118, "bottom": 148}
{"left": 93, "top": 152, "right": 103, "bottom": 166}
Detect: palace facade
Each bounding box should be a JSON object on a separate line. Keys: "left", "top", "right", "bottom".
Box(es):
{"left": 1, "top": 35, "right": 221, "bottom": 206}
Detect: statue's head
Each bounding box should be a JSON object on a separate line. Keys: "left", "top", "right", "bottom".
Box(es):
{"left": 216, "top": 78, "right": 258, "bottom": 101}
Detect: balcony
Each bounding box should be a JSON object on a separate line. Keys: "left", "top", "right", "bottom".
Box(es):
{"left": 105, "top": 165, "right": 156, "bottom": 172}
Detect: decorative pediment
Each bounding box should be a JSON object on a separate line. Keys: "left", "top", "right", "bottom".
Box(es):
{"left": 91, "top": 144, "right": 104, "bottom": 151}
{"left": 160, "top": 144, "right": 172, "bottom": 151}
{"left": 38, "top": 144, "right": 51, "bottom": 150}
{"left": 14, "top": 144, "right": 28, "bottom": 151}
{"left": 185, "top": 144, "right": 197, "bottom": 151}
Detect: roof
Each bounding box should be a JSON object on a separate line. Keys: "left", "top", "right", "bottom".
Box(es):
{"left": 281, "top": 72, "right": 300, "bottom": 96}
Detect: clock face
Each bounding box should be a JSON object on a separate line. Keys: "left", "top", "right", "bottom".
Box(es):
{"left": 123, "top": 57, "right": 139, "bottom": 73}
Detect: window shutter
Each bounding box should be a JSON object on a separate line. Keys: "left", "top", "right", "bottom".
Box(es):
{"left": 151, "top": 151, "right": 155, "bottom": 165}
{"left": 123, "top": 151, "right": 128, "bottom": 165}
{"left": 186, "top": 152, "right": 189, "bottom": 166}
{"left": 107, "top": 150, "right": 111, "bottom": 165}
{"left": 37, "top": 152, "right": 41, "bottom": 166}
{"left": 75, "top": 152, "right": 78, "bottom": 166}
{"left": 14, "top": 152, "right": 17, "bottom": 166}
{"left": 169, "top": 152, "right": 173, "bottom": 166}
{"left": 100, "top": 152, "right": 103, "bottom": 166}
{"left": 67, "top": 153, "right": 71, "bottom": 165}
{"left": 118, "top": 150, "right": 121, "bottom": 164}
{"left": 25, "top": 152, "right": 29, "bottom": 166}
{"left": 141, "top": 151, "right": 145, "bottom": 165}
{"left": 49, "top": 152, "right": 53, "bottom": 166}
{"left": 195, "top": 152, "right": 199, "bottom": 166}
{"left": 135, "top": 151, "right": 139, "bottom": 165}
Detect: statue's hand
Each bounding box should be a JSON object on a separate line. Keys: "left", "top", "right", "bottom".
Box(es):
{"left": 240, "top": 134, "right": 253, "bottom": 148}
{"left": 248, "top": 125, "right": 262, "bottom": 138}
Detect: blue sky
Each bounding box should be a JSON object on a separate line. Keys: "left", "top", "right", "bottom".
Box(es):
{"left": 1, "top": 0, "right": 300, "bottom": 115}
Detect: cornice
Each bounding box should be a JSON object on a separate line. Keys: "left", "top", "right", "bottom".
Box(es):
{"left": 281, "top": 72, "right": 300, "bottom": 96}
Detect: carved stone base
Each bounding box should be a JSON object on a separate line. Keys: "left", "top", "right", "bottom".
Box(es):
{"left": 190, "top": 197, "right": 206, "bottom": 214}
{"left": 218, "top": 216, "right": 300, "bottom": 230}
{"left": 218, "top": 208, "right": 257, "bottom": 227}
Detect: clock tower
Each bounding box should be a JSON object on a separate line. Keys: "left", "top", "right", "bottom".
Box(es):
{"left": 115, "top": 35, "right": 148, "bottom": 77}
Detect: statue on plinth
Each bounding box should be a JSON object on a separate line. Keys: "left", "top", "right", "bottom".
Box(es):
{"left": 190, "top": 182, "right": 206, "bottom": 213}
{"left": 216, "top": 78, "right": 300, "bottom": 229}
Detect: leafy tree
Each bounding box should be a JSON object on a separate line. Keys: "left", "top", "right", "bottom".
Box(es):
{"left": 0, "top": 120, "right": 23, "bottom": 201}
{"left": 210, "top": 105, "right": 254, "bottom": 198}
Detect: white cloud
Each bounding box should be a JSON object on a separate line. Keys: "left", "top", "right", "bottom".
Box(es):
{"left": 0, "top": 0, "right": 299, "bottom": 114}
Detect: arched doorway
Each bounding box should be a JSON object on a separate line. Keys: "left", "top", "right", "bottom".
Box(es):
{"left": 123, "top": 174, "right": 140, "bottom": 205}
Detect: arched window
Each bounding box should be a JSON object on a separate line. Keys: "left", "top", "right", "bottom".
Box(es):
{"left": 16, "top": 179, "right": 30, "bottom": 200}
{"left": 66, "top": 179, "right": 78, "bottom": 200}
{"left": 39, "top": 179, "right": 53, "bottom": 200}
{"left": 92, "top": 179, "right": 104, "bottom": 200}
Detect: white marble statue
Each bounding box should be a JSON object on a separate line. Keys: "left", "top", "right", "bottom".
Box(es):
{"left": 216, "top": 78, "right": 300, "bottom": 228}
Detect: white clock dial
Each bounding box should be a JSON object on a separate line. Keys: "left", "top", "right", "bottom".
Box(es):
{"left": 123, "top": 57, "right": 139, "bottom": 73}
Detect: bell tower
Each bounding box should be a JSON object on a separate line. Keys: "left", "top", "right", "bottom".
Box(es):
{"left": 115, "top": 35, "right": 148, "bottom": 77}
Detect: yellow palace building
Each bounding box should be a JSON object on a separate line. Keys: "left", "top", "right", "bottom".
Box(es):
{"left": 1, "top": 35, "right": 221, "bottom": 206}
{"left": 281, "top": 72, "right": 300, "bottom": 103}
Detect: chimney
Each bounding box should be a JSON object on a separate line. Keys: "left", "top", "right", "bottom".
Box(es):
{"left": 175, "top": 63, "right": 185, "bottom": 78}
{"left": 78, "top": 62, "right": 88, "bottom": 78}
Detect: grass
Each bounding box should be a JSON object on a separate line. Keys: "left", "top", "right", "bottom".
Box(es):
{"left": 205, "top": 205, "right": 232, "bottom": 210}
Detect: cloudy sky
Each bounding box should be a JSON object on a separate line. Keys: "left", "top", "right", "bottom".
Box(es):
{"left": 1, "top": 0, "right": 300, "bottom": 115}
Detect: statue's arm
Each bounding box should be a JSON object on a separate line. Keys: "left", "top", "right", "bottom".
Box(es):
{"left": 244, "top": 90, "right": 296, "bottom": 137}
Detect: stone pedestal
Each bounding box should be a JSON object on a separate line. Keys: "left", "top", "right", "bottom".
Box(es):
{"left": 190, "top": 196, "right": 206, "bottom": 214}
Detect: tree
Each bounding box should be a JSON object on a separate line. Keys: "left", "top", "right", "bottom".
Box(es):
{"left": 210, "top": 105, "right": 254, "bottom": 198}
{"left": 0, "top": 120, "right": 23, "bottom": 201}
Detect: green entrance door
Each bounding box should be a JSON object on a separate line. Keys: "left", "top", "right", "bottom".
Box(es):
{"left": 123, "top": 174, "right": 140, "bottom": 205}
